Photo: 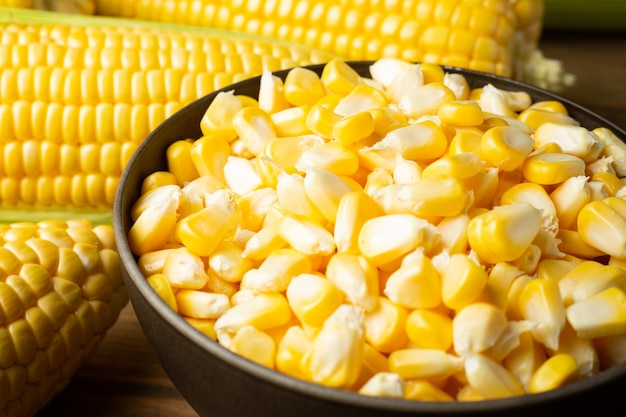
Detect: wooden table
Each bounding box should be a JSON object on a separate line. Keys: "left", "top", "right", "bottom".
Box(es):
{"left": 35, "top": 30, "right": 626, "bottom": 417}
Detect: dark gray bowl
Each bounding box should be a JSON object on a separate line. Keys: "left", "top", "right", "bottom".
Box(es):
{"left": 113, "top": 62, "right": 626, "bottom": 417}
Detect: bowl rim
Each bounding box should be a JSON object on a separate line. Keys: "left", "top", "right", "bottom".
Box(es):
{"left": 113, "top": 61, "right": 626, "bottom": 414}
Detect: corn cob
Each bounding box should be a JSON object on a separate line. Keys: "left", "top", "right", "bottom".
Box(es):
{"left": 92, "top": 0, "right": 574, "bottom": 91}
{"left": 0, "top": 219, "right": 127, "bottom": 417}
{"left": 0, "top": 8, "right": 334, "bottom": 220}
{"left": 0, "top": 0, "right": 95, "bottom": 14}
{"left": 128, "top": 58, "right": 626, "bottom": 401}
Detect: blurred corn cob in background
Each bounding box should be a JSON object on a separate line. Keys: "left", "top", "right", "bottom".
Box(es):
{"left": 0, "top": 8, "right": 334, "bottom": 219}
{"left": 86, "top": 0, "right": 574, "bottom": 91}
{"left": 0, "top": 0, "right": 95, "bottom": 14}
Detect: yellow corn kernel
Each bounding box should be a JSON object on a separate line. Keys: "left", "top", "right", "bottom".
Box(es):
{"left": 441, "top": 253, "right": 488, "bottom": 311}
{"left": 331, "top": 111, "right": 376, "bottom": 145}
{"left": 388, "top": 348, "right": 463, "bottom": 381}
{"left": 229, "top": 325, "right": 276, "bottom": 368}
{"left": 464, "top": 353, "right": 525, "bottom": 399}
{"left": 549, "top": 175, "right": 591, "bottom": 231}
{"left": 551, "top": 323, "right": 598, "bottom": 378}
{"left": 277, "top": 215, "right": 336, "bottom": 257}
{"left": 286, "top": 273, "right": 343, "bottom": 329}
{"left": 240, "top": 248, "right": 311, "bottom": 293}
{"left": 241, "top": 221, "right": 288, "bottom": 261}
{"left": 146, "top": 273, "right": 178, "bottom": 312}
{"left": 214, "top": 292, "right": 292, "bottom": 347}
{"left": 130, "top": 183, "right": 181, "bottom": 222}
{"left": 503, "top": 332, "right": 548, "bottom": 389}
{"left": 184, "top": 317, "right": 217, "bottom": 341}
{"left": 358, "top": 372, "right": 405, "bottom": 398}
{"left": 127, "top": 196, "right": 178, "bottom": 256}
{"left": 463, "top": 167, "right": 500, "bottom": 210}
{"left": 283, "top": 67, "right": 326, "bottom": 107}
{"left": 452, "top": 302, "right": 507, "bottom": 355}
{"left": 404, "top": 379, "right": 455, "bottom": 402}
{"left": 522, "top": 152, "right": 586, "bottom": 185}
{"left": 140, "top": 171, "right": 177, "bottom": 195}
{"left": 174, "top": 203, "right": 236, "bottom": 258}
{"left": 435, "top": 213, "right": 470, "bottom": 254}
{"left": 189, "top": 134, "right": 230, "bottom": 184}
{"left": 303, "top": 167, "right": 354, "bottom": 224}
{"left": 363, "top": 297, "right": 408, "bottom": 353}
{"left": 357, "top": 214, "right": 431, "bottom": 267}
{"left": 376, "top": 122, "right": 448, "bottom": 161}
{"left": 320, "top": 58, "right": 363, "bottom": 95}
{"left": 275, "top": 172, "right": 325, "bottom": 222}
{"left": 333, "top": 84, "right": 388, "bottom": 116}
{"left": 392, "top": 156, "right": 422, "bottom": 185}
{"left": 421, "top": 152, "right": 482, "bottom": 181}
{"left": 482, "top": 259, "right": 525, "bottom": 311}
{"left": 305, "top": 103, "right": 342, "bottom": 139}
{"left": 480, "top": 125, "right": 534, "bottom": 171}
{"left": 591, "top": 171, "right": 623, "bottom": 197}
{"left": 325, "top": 253, "right": 379, "bottom": 312}
{"left": 398, "top": 82, "right": 455, "bottom": 119}
{"left": 237, "top": 187, "right": 277, "bottom": 233}
{"left": 334, "top": 190, "right": 383, "bottom": 254}
{"left": 467, "top": 202, "right": 542, "bottom": 264}
{"left": 577, "top": 196, "right": 626, "bottom": 258}
{"left": 499, "top": 182, "right": 559, "bottom": 234}
{"left": 368, "top": 107, "right": 407, "bottom": 136}
{"left": 448, "top": 130, "right": 482, "bottom": 155}
{"left": 556, "top": 229, "right": 606, "bottom": 259}
{"left": 161, "top": 247, "right": 208, "bottom": 290}
{"left": 533, "top": 123, "right": 603, "bottom": 164}
{"left": 517, "top": 108, "right": 578, "bottom": 132}
{"left": 437, "top": 100, "right": 484, "bottom": 127}
{"left": 376, "top": 175, "right": 470, "bottom": 219}
{"left": 175, "top": 289, "right": 230, "bottom": 319}
{"left": 265, "top": 135, "right": 324, "bottom": 174}
{"left": 269, "top": 105, "right": 311, "bottom": 137}
{"left": 405, "top": 308, "right": 453, "bottom": 351}
{"left": 510, "top": 244, "right": 541, "bottom": 275}
{"left": 536, "top": 259, "right": 579, "bottom": 282}
{"left": 207, "top": 241, "right": 253, "bottom": 283}
{"left": 566, "top": 287, "right": 626, "bottom": 339}
{"left": 528, "top": 353, "right": 578, "bottom": 393}
{"left": 383, "top": 250, "right": 441, "bottom": 310}
{"left": 275, "top": 325, "right": 312, "bottom": 380}
{"left": 518, "top": 278, "right": 565, "bottom": 350}
{"left": 166, "top": 139, "right": 199, "bottom": 186}
{"left": 593, "top": 127, "right": 626, "bottom": 177}
{"left": 258, "top": 71, "right": 290, "bottom": 114}
{"left": 559, "top": 261, "right": 626, "bottom": 307}
{"left": 200, "top": 91, "right": 243, "bottom": 141}
{"left": 301, "top": 304, "right": 364, "bottom": 389}
{"left": 231, "top": 106, "right": 276, "bottom": 157}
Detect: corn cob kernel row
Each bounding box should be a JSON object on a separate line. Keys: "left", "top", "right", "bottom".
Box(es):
{"left": 0, "top": 8, "right": 336, "bottom": 211}
{"left": 93, "top": 0, "right": 574, "bottom": 91}
{"left": 0, "top": 220, "right": 127, "bottom": 417}
{"left": 128, "top": 58, "right": 626, "bottom": 401}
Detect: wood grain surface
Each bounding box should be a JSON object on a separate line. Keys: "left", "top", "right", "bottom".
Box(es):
{"left": 34, "top": 30, "right": 626, "bottom": 417}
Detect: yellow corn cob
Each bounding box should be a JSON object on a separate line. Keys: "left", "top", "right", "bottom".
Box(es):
{"left": 0, "top": 8, "right": 334, "bottom": 220}
{"left": 0, "top": 220, "right": 127, "bottom": 417}
{"left": 92, "top": 0, "right": 574, "bottom": 91}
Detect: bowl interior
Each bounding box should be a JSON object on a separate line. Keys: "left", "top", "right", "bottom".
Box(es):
{"left": 114, "top": 62, "right": 626, "bottom": 417}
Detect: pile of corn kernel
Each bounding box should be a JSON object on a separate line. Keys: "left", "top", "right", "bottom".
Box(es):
{"left": 127, "top": 58, "right": 626, "bottom": 401}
